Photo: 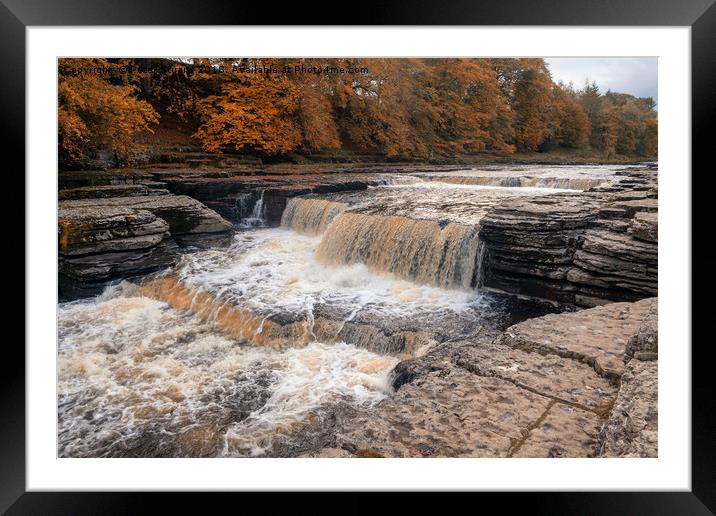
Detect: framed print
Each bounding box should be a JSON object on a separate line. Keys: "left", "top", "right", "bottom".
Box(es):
{"left": 4, "top": 0, "right": 712, "bottom": 511}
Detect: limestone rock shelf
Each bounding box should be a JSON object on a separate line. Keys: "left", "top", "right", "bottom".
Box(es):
{"left": 56, "top": 165, "right": 477, "bottom": 298}
{"left": 58, "top": 194, "right": 233, "bottom": 299}
{"left": 478, "top": 168, "right": 657, "bottom": 306}
{"left": 314, "top": 297, "right": 658, "bottom": 458}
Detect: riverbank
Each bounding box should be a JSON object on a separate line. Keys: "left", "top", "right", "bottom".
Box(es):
{"left": 63, "top": 147, "right": 654, "bottom": 172}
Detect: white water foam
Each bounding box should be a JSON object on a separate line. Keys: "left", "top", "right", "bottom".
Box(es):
{"left": 58, "top": 166, "right": 601, "bottom": 457}
{"left": 58, "top": 293, "right": 396, "bottom": 457}
{"left": 221, "top": 342, "right": 397, "bottom": 456}
{"left": 176, "top": 229, "right": 486, "bottom": 320}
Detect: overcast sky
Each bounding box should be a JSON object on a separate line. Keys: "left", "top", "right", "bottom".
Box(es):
{"left": 545, "top": 58, "right": 658, "bottom": 105}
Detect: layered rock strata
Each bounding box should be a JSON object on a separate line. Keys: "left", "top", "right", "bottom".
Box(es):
{"left": 136, "top": 276, "right": 552, "bottom": 356}
{"left": 55, "top": 164, "right": 502, "bottom": 298}
{"left": 58, "top": 195, "right": 232, "bottom": 299}
{"left": 153, "top": 171, "right": 390, "bottom": 223}
{"left": 478, "top": 168, "right": 657, "bottom": 306}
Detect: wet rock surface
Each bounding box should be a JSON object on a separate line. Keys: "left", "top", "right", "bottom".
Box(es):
{"left": 598, "top": 359, "right": 658, "bottom": 457}
{"left": 479, "top": 168, "right": 658, "bottom": 306}
{"left": 58, "top": 193, "right": 233, "bottom": 299}
{"left": 494, "top": 298, "right": 656, "bottom": 380}
{"left": 322, "top": 298, "right": 657, "bottom": 458}
{"left": 57, "top": 164, "right": 659, "bottom": 458}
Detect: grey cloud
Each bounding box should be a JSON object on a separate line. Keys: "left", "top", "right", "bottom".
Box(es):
{"left": 545, "top": 57, "right": 658, "bottom": 105}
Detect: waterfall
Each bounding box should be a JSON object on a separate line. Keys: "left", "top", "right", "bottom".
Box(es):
{"left": 315, "top": 212, "right": 481, "bottom": 289}
{"left": 427, "top": 176, "right": 604, "bottom": 190}
{"left": 520, "top": 177, "right": 604, "bottom": 190}
{"left": 280, "top": 198, "right": 348, "bottom": 235}
{"left": 427, "top": 176, "right": 510, "bottom": 187}
{"left": 473, "top": 239, "right": 487, "bottom": 288}
{"left": 239, "top": 190, "right": 266, "bottom": 227}
{"left": 138, "top": 274, "right": 436, "bottom": 354}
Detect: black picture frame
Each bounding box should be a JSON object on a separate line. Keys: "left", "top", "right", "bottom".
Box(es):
{"left": 4, "top": 0, "right": 711, "bottom": 512}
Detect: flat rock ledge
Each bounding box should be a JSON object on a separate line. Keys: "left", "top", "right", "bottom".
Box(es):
{"left": 598, "top": 359, "right": 658, "bottom": 457}
{"left": 479, "top": 168, "right": 657, "bottom": 307}
{"left": 58, "top": 194, "right": 232, "bottom": 299}
{"left": 55, "top": 164, "right": 474, "bottom": 298}
{"left": 311, "top": 297, "right": 657, "bottom": 458}
{"left": 154, "top": 171, "right": 390, "bottom": 224}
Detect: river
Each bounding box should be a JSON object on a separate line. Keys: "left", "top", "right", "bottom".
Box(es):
{"left": 57, "top": 164, "right": 633, "bottom": 457}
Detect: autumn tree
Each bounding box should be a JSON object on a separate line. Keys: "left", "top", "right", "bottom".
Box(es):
{"left": 58, "top": 57, "right": 658, "bottom": 165}
{"left": 293, "top": 61, "right": 341, "bottom": 151}
{"left": 320, "top": 58, "right": 418, "bottom": 157}
{"left": 494, "top": 59, "right": 555, "bottom": 151}
{"left": 583, "top": 91, "right": 658, "bottom": 158}
{"left": 58, "top": 58, "right": 159, "bottom": 164}
{"left": 595, "top": 104, "right": 620, "bottom": 156}
{"left": 414, "top": 59, "right": 507, "bottom": 155}
{"left": 638, "top": 117, "right": 658, "bottom": 157}
{"left": 551, "top": 83, "right": 589, "bottom": 148}
{"left": 145, "top": 59, "right": 208, "bottom": 125}
{"left": 193, "top": 71, "right": 303, "bottom": 155}
{"left": 615, "top": 102, "right": 644, "bottom": 155}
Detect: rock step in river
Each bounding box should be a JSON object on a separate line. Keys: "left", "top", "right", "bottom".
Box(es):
{"left": 307, "top": 297, "right": 657, "bottom": 458}
{"left": 136, "top": 226, "right": 556, "bottom": 357}
{"left": 58, "top": 194, "right": 234, "bottom": 299}
{"left": 58, "top": 164, "right": 657, "bottom": 306}
{"left": 57, "top": 163, "right": 658, "bottom": 458}
{"left": 125, "top": 177, "right": 583, "bottom": 355}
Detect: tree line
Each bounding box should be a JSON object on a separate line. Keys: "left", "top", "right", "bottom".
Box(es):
{"left": 58, "top": 58, "right": 657, "bottom": 164}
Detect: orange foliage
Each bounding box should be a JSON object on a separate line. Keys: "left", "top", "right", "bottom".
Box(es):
{"left": 415, "top": 59, "right": 506, "bottom": 155}
{"left": 58, "top": 57, "right": 658, "bottom": 164}
{"left": 506, "top": 60, "right": 555, "bottom": 151}
{"left": 552, "top": 84, "right": 589, "bottom": 148}
{"left": 639, "top": 118, "right": 658, "bottom": 157}
{"left": 596, "top": 105, "right": 620, "bottom": 156}
{"left": 193, "top": 75, "right": 303, "bottom": 155}
{"left": 296, "top": 70, "right": 341, "bottom": 150}
{"left": 585, "top": 91, "right": 658, "bottom": 158}
{"left": 58, "top": 58, "right": 159, "bottom": 162}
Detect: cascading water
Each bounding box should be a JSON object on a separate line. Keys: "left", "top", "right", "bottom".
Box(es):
{"left": 280, "top": 198, "right": 348, "bottom": 235}
{"left": 419, "top": 164, "right": 632, "bottom": 191}
{"left": 316, "top": 213, "right": 481, "bottom": 289}
{"left": 473, "top": 239, "right": 487, "bottom": 288}
{"left": 427, "top": 175, "right": 606, "bottom": 190}
{"left": 142, "top": 228, "right": 488, "bottom": 353}
{"left": 239, "top": 190, "right": 266, "bottom": 227}
{"left": 58, "top": 291, "right": 397, "bottom": 457}
{"left": 58, "top": 166, "right": 603, "bottom": 457}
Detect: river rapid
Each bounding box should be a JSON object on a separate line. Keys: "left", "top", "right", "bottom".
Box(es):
{"left": 58, "top": 164, "right": 632, "bottom": 457}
